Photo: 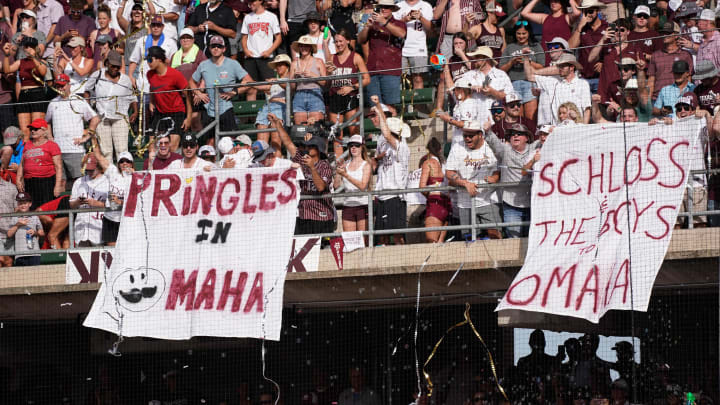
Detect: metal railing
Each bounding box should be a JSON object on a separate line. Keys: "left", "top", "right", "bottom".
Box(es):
{"left": 1, "top": 169, "right": 718, "bottom": 258}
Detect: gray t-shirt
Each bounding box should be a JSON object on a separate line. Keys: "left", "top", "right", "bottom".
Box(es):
{"left": 11, "top": 31, "right": 47, "bottom": 60}
{"left": 484, "top": 130, "right": 539, "bottom": 208}
{"left": 192, "top": 57, "right": 249, "bottom": 116}
{"left": 287, "top": 0, "right": 316, "bottom": 22}
{"left": 502, "top": 42, "right": 544, "bottom": 82}
{"left": 11, "top": 215, "right": 42, "bottom": 256}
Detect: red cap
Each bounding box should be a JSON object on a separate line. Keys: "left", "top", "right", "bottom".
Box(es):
{"left": 28, "top": 118, "right": 48, "bottom": 129}
{"left": 55, "top": 73, "right": 70, "bottom": 86}
{"left": 150, "top": 14, "right": 164, "bottom": 25}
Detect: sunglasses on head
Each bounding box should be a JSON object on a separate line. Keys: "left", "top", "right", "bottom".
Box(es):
{"left": 491, "top": 108, "right": 504, "bottom": 114}
{"left": 675, "top": 103, "right": 693, "bottom": 112}
{"left": 636, "top": 13, "right": 649, "bottom": 19}
{"left": 515, "top": 20, "right": 529, "bottom": 26}
{"left": 548, "top": 44, "right": 562, "bottom": 50}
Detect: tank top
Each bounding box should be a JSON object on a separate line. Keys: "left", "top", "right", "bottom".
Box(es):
{"left": 448, "top": 55, "right": 470, "bottom": 81}
{"left": 426, "top": 156, "right": 445, "bottom": 195}
{"left": 19, "top": 58, "right": 40, "bottom": 87}
{"left": 65, "top": 57, "right": 89, "bottom": 94}
{"left": 93, "top": 30, "right": 118, "bottom": 67}
{"left": 330, "top": 51, "right": 359, "bottom": 96}
{"left": 342, "top": 160, "right": 368, "bottom": 207}
{"left": 296, "top": 57, "right": 322, "bottom": 91}
{"left": 541, "top": 14, "right": 571, "bottom": 65}
{"left": 476, "top": 24, "right": 503, "bottom": 58}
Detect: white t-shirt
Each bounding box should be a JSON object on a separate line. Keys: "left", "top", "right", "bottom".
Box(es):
{"left": 375, "top": 135, "right": 410, "bottom": 200}
{"left": 167, "top": 157, "right": 215, "bottom": 170}
{"left": 535, "top": 74, "right": 591, "bottom": 125}
{"left": 103, "top": 164, "right": 133, "bottom": 223}
{"left": 393, "top": 0, "right": 433, "bottom": 57}
{"left": 46, "top": 96, "right": 98, "bottom": 154}
{"left": 305, "top": 33, "right": 336, "bottom": 60}
{"left": 451, "top": 98, "right": 481, "bottom": 145}
{"left": 219, "top": 149, "right": 254, "bottom": 169}
{"left": 122, "top": 0, "right": 182, "bottom": 41}
{"left": 446, "top": 142, "right": 499, "bottom": 208}
{"left": 459, "top": 67, "right": 514, "bottom": 126}
{"left": 240, "top": 10, "right": 281, "bottom": 57}
{"left": 405, "top": 167, "right": 426, "bottom": 205}
{"left": 71, "top": 174, "right": 109, "bottom": 245}
{"left": 129, "top": 37, "right": 178, "bottom": 93}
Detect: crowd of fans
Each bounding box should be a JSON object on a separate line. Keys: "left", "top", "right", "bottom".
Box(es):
{"left": 0, "top": 0, "right": 718, "bottom": 264}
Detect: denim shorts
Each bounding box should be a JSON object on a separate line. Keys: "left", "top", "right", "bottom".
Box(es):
{"left": 256, "top": 101, "right": 287, "bottom": 126}
{"left": 366, "top": 74, "right": 401, "bottom": 106}
{"left": 292, "top": 88, "right": 325, "bottom": 114}
{"left": 512, "top": 80, "right": 536, "bottom": 104}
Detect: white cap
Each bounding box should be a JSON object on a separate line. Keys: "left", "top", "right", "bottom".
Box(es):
{"left": 235, "top": 134, "right": 252, "bottom": 146}
{"left": 20, "top": 9, "right": 36, "bottom": 19}
{"left": 179, "top": 28, "right": 194, "bottom": 38}
{"left": 199, "top": 145, "right": 216, "bottom": 156}
{"left": 634, "top": 5, "right": 651, "bottom": 15}
{"left": 548, "top": 37, "right": 569, "bottom": 50}
{"left": 454, "top": 77, "right": 473, "bottom": 89}
{"left": 462, "top": 121, "right": 484, "bottom": 132}
{"left": 386, "top": 117, "right": 411, "bottom": 138}
{"left": 696, "top": 8, "right": 716, "bottom": 20}
{"left": 537, "top": 124, "right": 553, "bottom": 134}
{"left": 348, "top": 134, "right": 364, "bottom": 144}
{"left": 218, "top": 137, "right": 234, "bottom": 154}
{"left": 505, "top": 92, "right": 522, "bottom": 104}
{"left": 117, "top": 151, "right": 134, "bottom": 163}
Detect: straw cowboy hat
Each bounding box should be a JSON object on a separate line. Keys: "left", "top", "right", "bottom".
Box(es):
{"left": 291, "top": 35, "right": 318, "bottom": 54}
{"left": 374, "top": 0, "right": 400, "bottom": 11}
{"left": 556, "top": 53, "right": 583, "bottom": 70}
{"left": 576, "top": 0, "right": 607, "bottom": 9}
{"left": 268, "top": 54, "right": 292, "bottom": 69}
{"left": 466, "top": 46, "right": 497, "bottom": 64}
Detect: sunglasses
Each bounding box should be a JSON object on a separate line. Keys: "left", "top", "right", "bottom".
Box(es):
{"left": 618, "top": 27, "right": 628, "bottom": 33}
{"left": 636, "top": 13, "right": 649, "bottom": 19}
{"left": 70, "top": 9, "right": 82, "bottom": 14}
{"left": 675, "top": 103, "right": 693, "bottom": 112}
{"left": 582, "top": 8, "right": 597, "bottom": 14}
{"left": 515, "top": 20, "right": 529, "bottom": 26}
{"left": 182, "top": 143, "right": 197, "bottom": 149}
{"left": 507, "top": 102, "right": 521, "bottom": 108}
{"left": 210, "top": 43, "right": 225, "bottom": 49}
{"left": 151, "top": 23, "right": 164, "bottom": 28}
{"left": 547, "top": 44, "right": 562, "bottom": 50}
{"left": 462, "top": 132, "right": 479, "bottom": 138}
{"left": 348, "top": 142, "right": 362, "bottom": 148}
{"left": 491, "top": 108, "right": 504, "bottom": 114}
{"left": 508, "top": 131, "right": 525, "bottom": 137}
{"left": 620, "top": 65, "right": 636, "bottom": 71}
{"left": 119, "top": 159, "right": 133, "bottom": 164}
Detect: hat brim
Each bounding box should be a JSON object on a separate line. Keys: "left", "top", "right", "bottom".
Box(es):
{"left": 268, "top": 60, "right": 291, "bottom": 69}
{"left": 375, "top": 3, "right": 400, "bottom": 11}
{"left": 252, "top": 149, "right": 274, "bottom": 162}
{"left": 693, "top": 70, "right": 718, "bottom": 80}
{"left": 291, "top": 42, "right": 318, "bottom": 54}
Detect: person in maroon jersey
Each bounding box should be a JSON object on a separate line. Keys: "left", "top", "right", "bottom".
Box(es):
{"left": 146, "top": 46, "right": 193, "bottom": 152}
{"left": 143, "top": 133, "right": 182, "bottom": 170}
{"left": 693, "top": 60, "right": 720, "bottom": 114}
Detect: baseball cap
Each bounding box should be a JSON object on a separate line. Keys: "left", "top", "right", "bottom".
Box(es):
{"left": 96, "top": 34, "right": 113, "bottom": 44}
{"left": 386, "top": 117, "right": 411, "bottom": 138}
{"left": 209, "top": 35, "right": 225, "bottom": 46}
{"left": 199, "top": 145, "right": 216, "bottom": 157}
{"left": 19, "top": 9, "right": 36, "bottom": 19}
{"left": 180, "top": 134, "right": 198, "bottom": 147}
{"left": 235, "top": 135, "right": 253, "bottom": 146}
{"left": 15, "top": 192, "right": 32, "bottom": 202}
{"left": 547, "top": 37, "right": 569, "bottom": 50}
{"left": 67, "top": 36, "right": 85, "bottom": 48}
{"left": 179, "top": 28, "right": 194, "bottom": 38}
{"left": 505, "top": 92, "right": 521, "bottom": 104}
{"left": 462, "top": 120, "right": 484, "bottom": 132}
{"left": 367, "top": 103, "right": 391, "bottom": 117}
{"left": 658, "top": 21, "right": 680, "bottom": 33}
{"left": 3, "top": 126, "right": 21, "bottom": 145}
{"left": 634, "top": 5, "right": 650, "bottom": 15}
{"left": 55, "top": 73, "right": 71, "bottom": 86}
{"left": 85, "top": 155, "right": 98, "bottom": 170}
{"left": 491, "top": 100, "right": 504, "bottom": 109}
{"left": 106, "top": 50, "right": 122, "bottom": 66}
{"left": 695, "top": 8, "right": 716, "bottom": 21}
{"left": 508, "top": 123, "right": 531, "bottom": 136}
{"left": 28, "top": 118, "right": 48, "bottom": 129}
{"left": 131, "top": 1, "right": 144, "bottom": 10}
{"left": 537, "top": 124, "right": 553, "bottom": 135}
{"left": 150, "top": 14, "right": 164, "bottom": 25}
{"left": 672, "top": 59, "right": 690, "bottom": 73}
{"left": 612, "top": 341, "right": 634, "bottom": 352}
{"left": 676, "top": 1, "right": 700, "bottom": 18}
{"left": 347, "top": 134, "right": 364, "bottom": 144}
{"left": 675, "top": 92, "right": 698, "bottom": 108}
{"left": 252, "top": 140, "right": 275, "bottom": 162}
{"left": 117, "top": 151, "right": 134, "bottom": 163}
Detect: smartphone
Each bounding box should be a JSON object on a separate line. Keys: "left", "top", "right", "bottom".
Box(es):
{"left": 482, "top": 75, "right": 491, "bottom": 87}
{"left": 373, "top": 5, "right": 380, "bottom": 13}
{"left": 609, "top": 22, "right": 616, "bottom": 31}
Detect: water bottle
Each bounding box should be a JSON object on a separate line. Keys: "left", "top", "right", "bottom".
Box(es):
{"left": 25, "top": 227, "right": 33, "bottom": 250}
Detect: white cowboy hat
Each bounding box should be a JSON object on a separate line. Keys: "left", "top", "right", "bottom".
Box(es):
{"left": 291, "top": 35, "right": 318, "bottom": 54}
{"left": 386, "top": 117, "right": 411, "bottom": 138}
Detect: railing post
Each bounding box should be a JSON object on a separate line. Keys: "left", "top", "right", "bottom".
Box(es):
{"left": 470, "top": 202, "right": 477, "bottom": 241}
{"left": 367, "top": 190, "right": 374, "bottom": 247}
{"left": 687, "top": 183, "right": 694, "bottom": 229}
{"left": 358, "top": 73, "right": 364, "bottom": 138}
{"left": 285, "top": 79, "right": 292, "bottom": 133}
{"left": 214, "top": 85, "right": 220, "bottom": 159}
{"left": 68, "top": 211, "right": 75, "bottom": 248}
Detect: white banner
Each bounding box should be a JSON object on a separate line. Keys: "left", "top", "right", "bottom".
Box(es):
{"left": 65, "top": 248, "right": 113, "bottom": 284}
{"left": 496, "top": 119, "right": 706, "bottom": 323}
{"left": 84, "top": 167, "right": 300, "bottom": 340}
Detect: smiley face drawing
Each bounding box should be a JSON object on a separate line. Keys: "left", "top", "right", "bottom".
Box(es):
{"left": 111, "top": 267, "right": 166, "bottom": 312}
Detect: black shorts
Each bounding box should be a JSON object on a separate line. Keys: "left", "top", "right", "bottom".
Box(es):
{"left": 54, "top": 195, "right": 70, "bottom": 218}
{"left": 294, "top": 217, "right": 335, "bottom": 236}
{"left": 102, "top": 217, "right": 120, "bottom": 244}
{"left": 150, "top": 111, "right": 186, "bottom": 136}
{"left": 201, "top": 108, "right": 239, "bottom": 133}
{"left": 327, "top": 92, "right": 359, "bottom": 114}
{"left": 17, "top": 87, "right": 49, "bottom": 114}
{"left": 25, "top": 176, "right": 56, "bottom": 210}
{"left": 374, "top": 197, "right": 407, "bottom": 231}
{"left": 243, "top": 57, "right": 274, "bottom": 82}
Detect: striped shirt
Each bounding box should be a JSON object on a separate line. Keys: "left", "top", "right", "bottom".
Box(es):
{"left": 292, "top": 151, "right": 334, "bottom": 222}
{"left": 435, "top": 0, "right": 483, "bottom": 53}
{"left": 697, "top": 31, "right": 720, "bottom": 73}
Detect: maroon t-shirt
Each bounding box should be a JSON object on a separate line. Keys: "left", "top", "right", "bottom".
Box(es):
{"left": 578, "top": 20, "right": 608, "bottom": 80}
{"left": 598, "top": 43, "right": 643, "bottom": 102}
{"left": 491, "top": 117, "right": 537, "bottom": 141}
{"left": 628, "top": 30, "right": 663, "bottom": 57}
{"left": 143, "top": 152, "right": 182, "bottom": 170}
{"left": 694, "top": 78, "right": 720, "bottom": 114}
{"left": 448, "top": 55, "right": 470, "bottom": 81}
{"left": 56, "top": 14, "right": 95, "bottom": 55}
{"left": 366, "top": 17, "right": 405, "bottom": 76}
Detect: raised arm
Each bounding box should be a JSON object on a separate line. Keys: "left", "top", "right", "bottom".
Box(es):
{"left": 520, "top": 0, "right": 547, "bottom": 25}
{"left": 268, "top": 113, "right": 296, "bottom": 156}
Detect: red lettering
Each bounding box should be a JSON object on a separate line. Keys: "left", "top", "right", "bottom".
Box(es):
{"left": 217, "top": 271, "right": 248, "bottom": 312}
{"left": 278, "top": 169, "right": 298, "bottom": 204}
{"left": 575, "top": 265, "right": 599, "bottom": 313}
{"left": 181, "top": 185, "right": 192, "bottom": 216}
{"left": 259, "top": 173, "right": 279, "bottom": 211}
{"left": 571, "top": 217, "right": 596, "bottom": 245}
{"left": 632, "top": 199, "right": 654, "bottom": 233}
{"left": 659, "top": 140, "right": 688, "bottom": 188}
{"left": 645, "top": 205, "right": 675, "bottom": 240}
{"left": 608, "top": 152, "right": 621, "bottom": 193}
{"left": 151, "top": 174, "right": 181, "bottom": 216}
{"left": 598, "top": 209, "right": 615, "bottom": 239}
{"left": 554, "top": 219, "right": 576, "bottom": 246}
{"left": 541, "top": 264, "right": 576, "bottom": 308}
{"left": 217, "top": 178, "right": 241, "bottom": 216}
{"left": 243, "top": 272, "right": 264, "bottom": 313}
{"left": 243, "top": 173, "right": 257, "bottom": 214}
{"left": 124, "top": 172, "right": 152, "bottom": 217}
{"left": 587, "top": 154, "right": 604, "bottom": 195}
{"left": 193, "top": 269, "right": 216, "bottom": 310}
{"left": 505, "top": 274, "right": 541, "bottom": 305}
{"left": 613, "top": 201, "right": 630, "bottom": 235}
{"left": 165, "top": 269, "right": 198, "bottom": 310}
{"left": 557, "top": 159, "right": 581, "bottom": 195}
{"left": 608, "top": 259, "right": 630, "bottom": 304}
{"left": 624, "top": 146, "right": 642, "bottom": 185}
{"left": 191, "top": 176, "right": 218, "bottom": 215}
{"left": 535, "top": 220, "right": 556, "bottom": 245}
{"left": 537, "top": 163, "right": 555, "bottom": 197}
{"left": 640, "top": 138, "right": 665, "bottom": 181}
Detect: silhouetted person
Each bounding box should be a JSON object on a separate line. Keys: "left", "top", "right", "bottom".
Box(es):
{"left": 338, "top": 367, "right": 380, "bottom": 405}
{"left": 610, "top": 341, "right": 647, "bottom": 402}
{"left": 515, "top": 329, "right": 557, "bottom": 404}
{"left": 575, "top": 334, "right": 611, "bottom": 398}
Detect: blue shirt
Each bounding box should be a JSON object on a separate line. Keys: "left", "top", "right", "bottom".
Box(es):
{"left": 192, "top": 57, "right": 249, "bottom": 117}
{"left": 654, "top": 81, "right": 696, "bottom": 117}
{"left": 10, "top": 140, "right": 23, "bottom": 167}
